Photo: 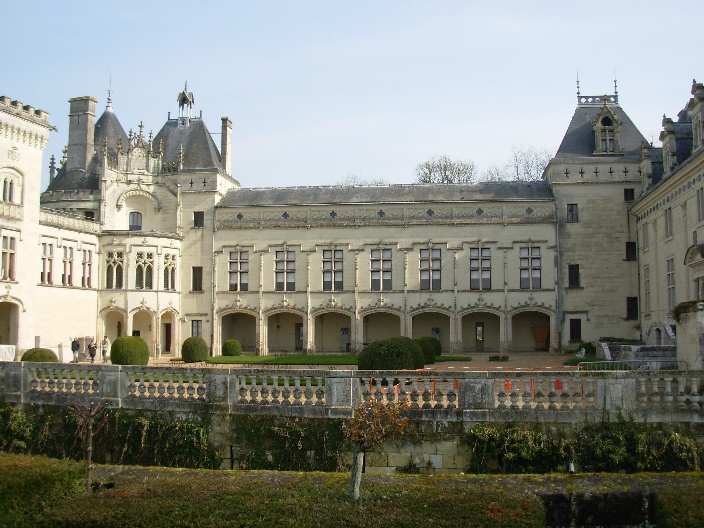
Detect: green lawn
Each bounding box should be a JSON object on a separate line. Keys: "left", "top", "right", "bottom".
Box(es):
{"left": 206, "top": 354, "right": 358, "bottom": 365}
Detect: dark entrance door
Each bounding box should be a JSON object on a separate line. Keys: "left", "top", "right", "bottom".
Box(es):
{"left": 475, "top": 322, "right": 484, "bottom": 352}
{"left": 295, "top": 323, "right": 303, "bottom": 351}
{"left": 164, "top": 323, "right": 172, "bottom": 354}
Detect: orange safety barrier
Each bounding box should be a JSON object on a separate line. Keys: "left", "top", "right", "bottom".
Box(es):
{"left": 503, "top": 379, "right": 512, "bottom": 391}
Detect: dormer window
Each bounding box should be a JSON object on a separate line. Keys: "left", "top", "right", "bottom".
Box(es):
{"left": 129, "top": 211, "right": 142, "bottom": 231}
{"left": 593, "top": 105, "right": 622, "bottom": 155}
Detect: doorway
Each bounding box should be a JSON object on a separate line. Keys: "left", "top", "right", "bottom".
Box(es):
{"left": 475, "top": 322, "right": 484, "bottom": 352}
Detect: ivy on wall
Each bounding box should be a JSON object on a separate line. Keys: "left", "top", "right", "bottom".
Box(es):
{"left": 229, "top": 414, "right": 345, "bottom": 472}
{"left": 464, "top": 417, "right": 703, "bottom": 474}
{"left": 0, "top": 403, "right": 219, "bottom": 469}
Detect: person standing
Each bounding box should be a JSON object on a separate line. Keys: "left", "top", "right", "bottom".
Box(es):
{"left": 88, "top": 339, "right": 97, "bottom": 363}
{"left": 101, "top": 336, "right": 110, "bottom": 363}
{"left": 71, "top": 337, "right": 80, "bottom": 363}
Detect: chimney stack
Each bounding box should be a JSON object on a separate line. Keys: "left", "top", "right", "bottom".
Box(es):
{"left": 66, "top": 96, "right": 97, "bottom": 171}
{"left": 221, "top": 116, "right": 232, "bottom": 176}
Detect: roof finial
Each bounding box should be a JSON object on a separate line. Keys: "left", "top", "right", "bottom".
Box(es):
{"left": 106, "top": 68, "right": 113, "bottom": 112}
{"left": 614, "top": 73, "right": 618, "bottom": 96}
{"left": 576, "top": 71, "right": 580, "bottom": 97}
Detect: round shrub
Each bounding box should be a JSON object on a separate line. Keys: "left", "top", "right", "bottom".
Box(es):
{"left": 415, "top": 337, "right": 436, "bottom": 365}
{"left": 357, "top": 339, "right": 414, "bottom": 370}
{"left": 222, "top": 339, "right": 242, "bottom": 356}
{"left": 427, "top": 336, "right": 442, "bottom": 356}
{"left": 388, "top": 336, "right": 424, "bottom": 369}
{"left": 21, "top": 348, "right": 58, "bottom": 362}
{"left": 110, "top": 336, "right": 149, "bottom": 365}
{"left": 182, "top": 336, "right": 209, "bottom": 363}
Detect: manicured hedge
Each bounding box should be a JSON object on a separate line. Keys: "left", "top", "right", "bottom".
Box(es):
{"left": 222, "top": 339, "right": 242, "bottom": 356}
{"left": 415, "top": 337, "right": 436, "bottom": 365}
{"left": 20, "top": 348, "right": 58, "bottom": 362}
{"left": 182, "top": 336, "right": 209, "bottom": 363}
{"left": 388, "top": 336, "right": 424, "bottom": 369}
{"left": 110, "top": 336, "right": 149, "bottom": 365}
{"left": 357, "top": 339, "right": 414, "bottom": 370}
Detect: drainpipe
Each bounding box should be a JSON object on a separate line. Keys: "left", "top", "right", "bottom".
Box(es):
{"left": 555, "top": 200, "right": 562, "bottom": 353}
{"left": 211, "top": 212, "right": 216, "bottom": 356}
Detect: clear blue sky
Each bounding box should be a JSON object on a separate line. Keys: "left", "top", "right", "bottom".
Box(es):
{"left": 3, "top": 1, "right": 701, "bottom": 191}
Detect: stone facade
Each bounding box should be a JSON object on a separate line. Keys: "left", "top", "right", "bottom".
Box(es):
{"left": 1, "top": 79, "right": 703, "bottom": 358}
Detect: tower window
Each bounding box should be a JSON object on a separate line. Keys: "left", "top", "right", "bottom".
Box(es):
{"left": 129, "top": 211, "right": 142, "bottom": 231}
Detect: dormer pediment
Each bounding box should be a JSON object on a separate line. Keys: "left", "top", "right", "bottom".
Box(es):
{"left": 591, "top": 102, "right": 623, "bottom": 155}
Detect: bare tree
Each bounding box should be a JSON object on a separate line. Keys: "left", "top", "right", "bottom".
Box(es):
{"left": 480, "top": 146, "right": 553, "bottom": 182}
{"left": 415, "top": 155, "right": 476, "bottom": 184}
{"left": 337, "top": 173, "right": 388, "bottom": 186}
{"left": 344, "top": 399, "right": 409, "bottom": 502}
{"left": 69, "top": 400, "right": 108, "bottom": 495}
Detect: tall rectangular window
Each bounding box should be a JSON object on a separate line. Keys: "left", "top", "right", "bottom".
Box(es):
{"left": 1, "top": 236, "right": 15, "bottom": 281}
{"left": 41, "top": 243, "right": 53, "bottom": 284}
{"left": 567, "top": 204, "right": 579, "bottom": 222}
{"left": 697, "top": 188, "right": 704, "bottom": 222}
{"left": 643, "top": 267, "right": 651, "bottom": 314}
{"left": 62, "top": 246, "right": 73, "bottom": 286}
{"left": 193, "top": 211, "right": 204, "bottom": 228}
{"left": 82, "top": 249, "right": 92, "bottom": 288}
{"left": 192, "top": 266, "right": 203, "bottom": 292}
{"left": 519, "top": 247, "right": 541, "bottom": 289}
{"left": 191, "top": 319, "right": 202, "bottom": 338}
{"left": 371, "top": 249, "right": 392, "bottom": 291}
{"left": 625, "top": 242, "right": 637, "bottom": 261}
{"left": 624, "top": 188, "right": 635, "bottom": 202}
{"left": 163, "top": 254, "right": 176, "bottom": 290}
{"left": 323, "top": 249, "right": 343, "bottom": 291}
{"left": 666, "top": 258, "right": 675, "bottom": 312}
{"left": 665, "top": 207, "right": 673, "bottom": 237}
{"left": 568, "top": 264, "right": 580, "bottom": 288}
{"left": 228, "top": 251, "right": 249, "bottom": 291}
{"left": 275, "top": 251, "right": 295, "bottom": 291}
{"left": 469, "top": 247, "right": 491, "bottom": 290}
{"left": 626, "top": 297, "right": 638, "bottom": 320}
{"left": 569, "top": 319, "right": 582, "bottom": 342}
{"left": 641, "top": 222, "right": 649, "bottom": 248}
{"left": 420, "top": 248, "right": 441, "bottom": 290}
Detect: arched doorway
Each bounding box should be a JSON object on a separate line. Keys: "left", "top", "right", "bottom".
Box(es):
{"left": 362, "top": 311, "right": 402, "bottom": 345}
{"left": 222, "top": 312, "right": 257, "bottom": 352}
{"left": 314, "top": 311, "right": 353, "bottom": 353}
{"left": 132, "top": 310, "right": 155, "bottom": 357}
{"left": 267, "top": 311, "right": 304, "bottom": 353}
{"left": 411, "top": 311, "right": 450, "bottom": 353}
{"left": 0, "top": 301, "right": 19, "bottom": 346}
{"left": 461, "top": 311, "right": 501, "bottom": 353}
{"left": 511, "top": 310, "right": 551, "bottom": 352}
{"left": 160, "top": 310, "right": 178, "bottom": 355}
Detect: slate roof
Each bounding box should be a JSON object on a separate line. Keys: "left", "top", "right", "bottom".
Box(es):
{"left": 152, "top": 117, "right": 222, "bottom": 171}
{"left": 217, "top": 181, "right": 554, "bottom": 208}
{"left": 46, "top": 107, "right": 128, "bottom": 192}
{"left": 555, "top": 99, "right": 647, "bottom": 162}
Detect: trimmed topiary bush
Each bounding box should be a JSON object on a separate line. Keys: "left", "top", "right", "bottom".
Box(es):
{"left": 428, "top": 336, "right": 442, "bottom": 356}
{"left": 415, "top": 337, "right": 436, "bottom": 365}
{"left": 222, "top": 339, "right": 243, "bottom": 356}
{"left": 357, "top": 339, "right": 414, "bottom": 370}
{"left": 20, "top": 348, "right": 58, "bottom": 362}
{"left": 388, "top": 336, "right": 424, "bottom": 369}
{"left": 182, "top": 336, "right": 209, "bottom": 363}
{"left": 110, "top": 336, "right": 149, "bottom": 365}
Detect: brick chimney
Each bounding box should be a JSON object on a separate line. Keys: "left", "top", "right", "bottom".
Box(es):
{"left": 66, "top": 96, "right": 97, "bottom": 171}
{"left": 221, "top": 116, "right": 232, "bottom": 176}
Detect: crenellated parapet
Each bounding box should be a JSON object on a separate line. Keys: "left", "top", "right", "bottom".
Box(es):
{"left": 0, "top": 96, "right": 51, "bottom": 125}
{"left": 39, "top": 208, "right": 101, "bottom": 234}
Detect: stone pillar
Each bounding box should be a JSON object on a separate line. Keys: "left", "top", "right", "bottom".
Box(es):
{"left": 66, "top": 96, "right": 97, "bottom": 172}
{"left": 677, "top": 305, "right": 704, "bottom": 370}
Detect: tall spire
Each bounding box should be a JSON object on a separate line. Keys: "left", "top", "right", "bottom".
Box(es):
{"left": 576, "top": 71, "right": 580, "bottom": 97}
{"left": 106, "top": 68, "right": 113, "bottom": 112}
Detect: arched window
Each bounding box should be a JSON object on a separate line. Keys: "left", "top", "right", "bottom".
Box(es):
{"left": 106, "top": 251, "right": 124, "bottom": 289}
{"left": 129, "top": 211, "right": 142, "bottom": 231}
{"left": 135, "top": 252, "right": 154, "bottom": 290}
{"left": 163, "top": 253, "right": 176, "bottom": 290}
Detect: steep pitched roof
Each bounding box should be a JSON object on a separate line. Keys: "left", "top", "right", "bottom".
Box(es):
{"left": 217, "top": 181, "right": 554, "bottom": 208}
{"left": 152, "top": 117, "right": 222, "bottom": 172}
{"left": 555, "top": 95, "right": 647, "bottom": 162}
{"left": 94, "top": 108, "right": 128, "bottom": 160}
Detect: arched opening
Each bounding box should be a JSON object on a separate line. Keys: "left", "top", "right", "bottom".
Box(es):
{"left": 511, "top": 311, "right": 551, "bottom": 352}
{"left": 314, "top": 312, "right": 353, "bottom": 353}
{"left": 132, "top": 311, "right": 155, "bottom": 356}
{"left": 461, "top": 311, "right": 500, "bottom": 353}
{"left": 362, "top": 312, "right": 402, "bottom": 345}
{"left": 411, "top": 311, "right": 450, "bottom": 353}
{"left": 160, "top": 311, "right": 176, "bottom": 355}
{"left": 267, "top": 312, "right": 304, "bottom": 353}
{"left": 222, "top": 312, "right": 257, "bottom": 352}
{"left": 0, "top": 302, "right": 19, "bottom": 360}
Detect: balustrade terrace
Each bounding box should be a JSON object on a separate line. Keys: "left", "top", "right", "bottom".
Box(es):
{"left": 1, "top": 362, "right": 702, "bottom": 424}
